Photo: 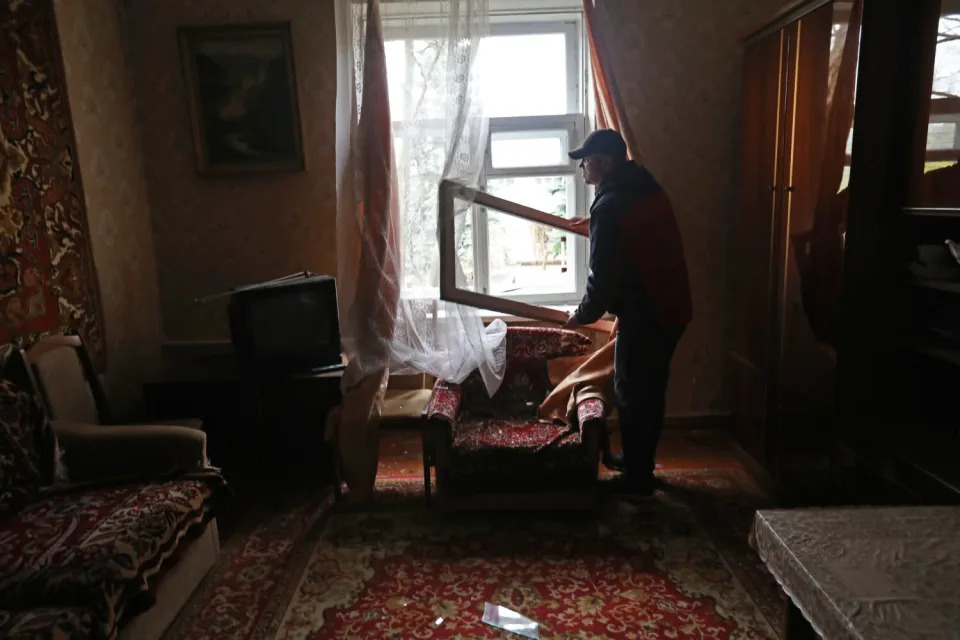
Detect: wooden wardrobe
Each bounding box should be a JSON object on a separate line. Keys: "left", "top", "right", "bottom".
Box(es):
{"left": 733, "top": 0, "right": 960, "bottom": 503}
{"left": 731, "top": 0, "right": 847, "bottom": 494}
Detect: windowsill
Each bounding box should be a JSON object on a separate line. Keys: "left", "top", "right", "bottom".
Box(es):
{"left": 476, "top": 305, "right": 577, "bottom": 324}
{"left": 477, "top": 307, "right": 616, "bottom": 330}
{"left": 416, "top": 302, "right": 579, "bottom": 323}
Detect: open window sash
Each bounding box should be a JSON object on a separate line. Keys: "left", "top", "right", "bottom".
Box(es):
{"left": 439, "top": 179, "right": 613, "bottom": 331}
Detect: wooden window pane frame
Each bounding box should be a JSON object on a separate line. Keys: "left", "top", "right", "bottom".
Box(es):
{"left": 439, "top": 179, "right": 612, "bottom": 330}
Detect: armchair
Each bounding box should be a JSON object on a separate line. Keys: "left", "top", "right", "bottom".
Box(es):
{"left": 16, "top": 335, "right": 208, "bottom": 482}
{"left": 425, "top": 327, "right": 608, "bottom": 510}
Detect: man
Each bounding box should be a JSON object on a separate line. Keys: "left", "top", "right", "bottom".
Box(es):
{"left": 564, "top": 129, "right": 692, "bottom": 494}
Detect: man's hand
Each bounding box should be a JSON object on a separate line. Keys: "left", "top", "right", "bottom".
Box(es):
{"left": 563, "top": 314, "right": 581, "bottom": 329}
{"left": 568, "top": 216, "right": 590, "bottom": 235}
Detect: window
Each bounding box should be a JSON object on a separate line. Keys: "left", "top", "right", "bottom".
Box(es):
{"left": 384, "top": 7, "right": 589, "bottom": 305}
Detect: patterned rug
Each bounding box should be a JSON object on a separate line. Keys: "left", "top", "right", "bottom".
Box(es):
{"left": 165, "top": 469, "right": 784, "bottom": 640}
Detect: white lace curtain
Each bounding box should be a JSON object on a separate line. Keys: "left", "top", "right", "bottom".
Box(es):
{"left": 335, "top": 0, "right": 506, "bottom": 397}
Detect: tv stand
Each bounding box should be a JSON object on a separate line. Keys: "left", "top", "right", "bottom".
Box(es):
{"left": 144, "top": 351, "right": 344, "bottom": 493}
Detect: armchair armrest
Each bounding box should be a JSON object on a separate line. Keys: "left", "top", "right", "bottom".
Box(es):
{"left": 576, "top": 397, "right": 606, "bottom": 426}
{"left": 134, "top": 417, "right": 204, "bottom": 430}
{"left": 575, "top": 396, "right": 607, "bottom": 472}
{"left": 424, "top": 380, "right": 462, "bottom": 425}
{"left": 52, "top": 420, "right": 209, "bottom": 483}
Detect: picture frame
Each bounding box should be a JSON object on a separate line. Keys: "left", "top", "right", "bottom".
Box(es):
{"left": 178, "top": 22, "right": 305, "bottom": 175}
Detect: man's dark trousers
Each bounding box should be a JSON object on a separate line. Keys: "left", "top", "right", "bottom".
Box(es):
{"left": 613, "top": 320, "right": 685, "bottom": 482}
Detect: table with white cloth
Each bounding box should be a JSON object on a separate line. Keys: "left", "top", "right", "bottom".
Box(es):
{"left": 750, "top": 506, "right": 960, "bottom": 639}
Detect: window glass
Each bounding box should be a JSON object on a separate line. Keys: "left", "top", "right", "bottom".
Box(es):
{"left": 486, "top": 176, "right": 577, "bottom": 297}
{"left": 490, "top": 129, "right": 570, "bottom": 169}
{"left": 477, "top": 33, "right": 569, "bottom": 117}
{"left": 916, "top": 12, "right": 960, "bottom": 205}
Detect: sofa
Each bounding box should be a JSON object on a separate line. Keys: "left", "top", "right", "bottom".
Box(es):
{"left": 0, "top": 378, "right": 226, "bottom": 640}
{"left": 425, "top": 327, "right": 608, "bottom": 510}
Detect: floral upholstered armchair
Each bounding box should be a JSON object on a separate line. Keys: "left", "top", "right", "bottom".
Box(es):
{"left": 425, "top": 327, "right": 607, "bottom": 510}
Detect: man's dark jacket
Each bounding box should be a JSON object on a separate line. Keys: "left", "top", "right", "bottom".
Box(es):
{"left": 574, "top": 161, "right": 692, "bottom": 328}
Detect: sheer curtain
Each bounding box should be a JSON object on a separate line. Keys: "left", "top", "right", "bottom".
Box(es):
{"left": 334, "top": 0, "right": 399, "bottom": 499}
{"left": 385, "top": 0, "right": 506, "bottom": 395}
{"left": 334, "top": 0, "right": 505, "bottom": 497}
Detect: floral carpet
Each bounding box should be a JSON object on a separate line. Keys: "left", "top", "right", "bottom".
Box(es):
{"left": 164, "top": 469, "right": 784, "bottom": 640}
{"left": 0, "top": 0, "right": 106, "bottom": 365}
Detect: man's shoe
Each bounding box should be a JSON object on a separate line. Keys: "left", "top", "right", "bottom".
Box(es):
{"left": 602, "top": 473, "right": 660, "bottom": 497}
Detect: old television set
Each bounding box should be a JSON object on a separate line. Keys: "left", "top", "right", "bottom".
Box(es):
{"left": 227, "top": 274, "right": 344, "bottom": 375}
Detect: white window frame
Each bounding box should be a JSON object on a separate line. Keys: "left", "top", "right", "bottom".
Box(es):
{"left": 383, "top": 9, "right": 592, "bottom": 306}
{"left": 478, "top": 113, "right": 588, "bottom": 304}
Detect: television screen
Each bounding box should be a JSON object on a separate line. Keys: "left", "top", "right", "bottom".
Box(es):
{"left": 229, "top": 275, "right": 342, "bottom": 374}
{"left": 247, "top": 291, "right": 333, "bottom": 356}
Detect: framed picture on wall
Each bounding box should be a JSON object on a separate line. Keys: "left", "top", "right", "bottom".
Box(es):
{"left": 178, "top": 23, "right": 305, "bottom": 175}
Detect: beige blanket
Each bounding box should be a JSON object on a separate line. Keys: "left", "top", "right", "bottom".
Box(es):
{"left": 538, "top": 323, "right": 617, "bottom": 426}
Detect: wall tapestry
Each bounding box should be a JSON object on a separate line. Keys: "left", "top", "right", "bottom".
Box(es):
{"left": 0, "top": 0, "right": 105, "bottom": 367}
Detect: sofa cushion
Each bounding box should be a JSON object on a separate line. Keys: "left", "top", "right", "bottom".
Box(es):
{"left": 453, "top": 417, "right": 581, "bottom": 453}
{"left": 462, "top": 360, "right": 552, "bottom": 418}
{"left": 449, "top": 417, "right": 594, "bottom": 490}
{"left": 455, "top": 328, "right": 592, "bottom": 416}
{"left": 0, "top": 606, "right": 97, "bottom": 639}
{"left": 0, "top": 475, "right": 224, "bottom": 638}
{"left": 0, "top": 380, "right": 51, "bottom": 516}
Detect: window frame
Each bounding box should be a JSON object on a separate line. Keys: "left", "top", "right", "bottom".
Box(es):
{"left": 477, "top": 113, "right": 589, "bottom": 304}
{"left": 384, "top": 11, "right": 591, "bottom": 306}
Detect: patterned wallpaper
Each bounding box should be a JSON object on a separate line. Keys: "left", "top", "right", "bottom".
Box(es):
{"left": 122, "top": 0, "right": 338, "bottom": 342}
{"left": 53, "top": 0, "right": 163, "bottom": 417}
{"left": 596, "top": 0, "right": 784, "bottom": 414}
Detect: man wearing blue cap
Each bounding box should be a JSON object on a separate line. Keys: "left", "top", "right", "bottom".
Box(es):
{"left": 564, "top": 129, "right": 692, "bottom": 494}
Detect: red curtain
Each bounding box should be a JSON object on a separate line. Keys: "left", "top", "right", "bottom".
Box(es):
{"left": 335, "top": 0, "right": 401, "bottom": 501}
{"left": 538, "top": 0, "right": 637, "bottom": 421}
{"left": 791, "top": 0, "right": 863, "bottom": 348}
{"left": 583, "top": 0, "right": 637, "bottom": 160}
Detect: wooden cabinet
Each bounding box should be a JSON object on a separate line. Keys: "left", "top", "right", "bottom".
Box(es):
{"left": 145, "top": 354, "right": 343, "bottom": 494}
{"left": 730, "top": 26, "right": 783, "bottom": 471}
{"left": 732, "top": 1, "right": 850, "bottom": 490}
